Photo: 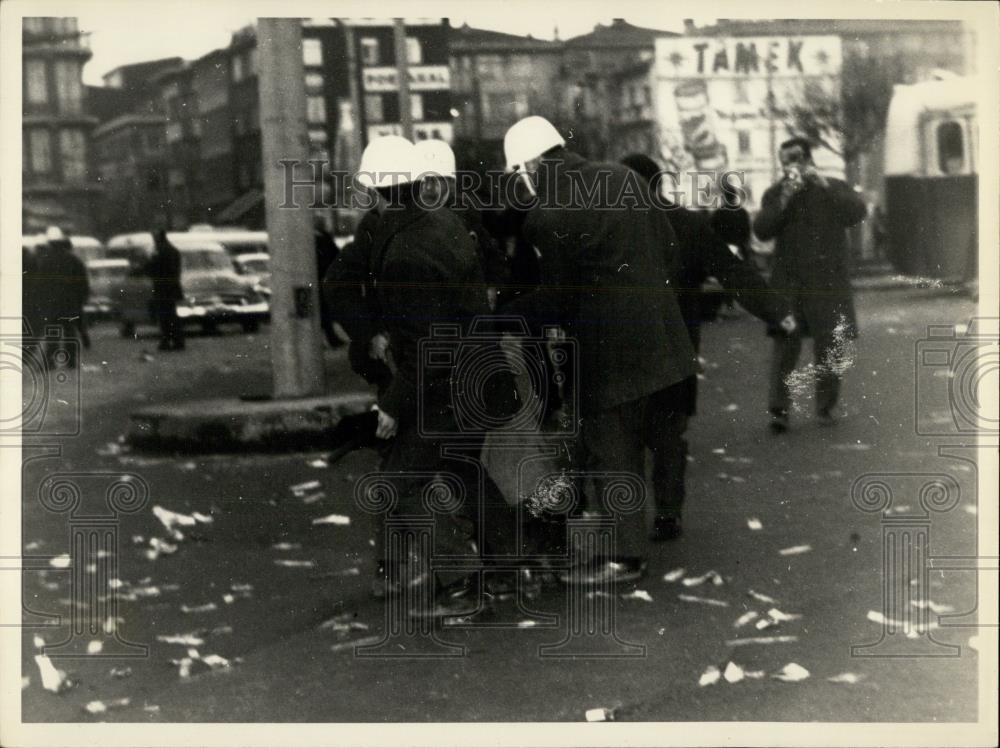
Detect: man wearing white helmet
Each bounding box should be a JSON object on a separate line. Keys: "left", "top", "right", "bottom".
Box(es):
{"left": 414, "top": 139, "right": 507, "bottom": 309}
{"left": 502, "top": 116, "right": 698, "bottom": 584}
{"left": 350, "top": 135, "right": 500, "bottom": 617}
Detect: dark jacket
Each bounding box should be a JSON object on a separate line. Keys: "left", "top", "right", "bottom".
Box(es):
{"left": 34, "top": 243, "right": 90, "bottom": 322}
{"left": 754, "top": 177, "right": 866, "bottom": 339}
{"left": 146, "top": 241, "right": 183, "bottom": 302}
{"left": 368, "top": 199, "right": 490, "bottom": 424}
{"left": 516, "top": 150, "right": 698, "bottom": 414}
{"left": 453, "top": 197, "right": 508, "bottom": 286}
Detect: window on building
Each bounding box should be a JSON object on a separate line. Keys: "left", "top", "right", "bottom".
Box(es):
{"left": 306, "top": 95, "right": 327, "bottom": 124}
{"left": 410, "top": 93, "right": 424, "bottom": 122}
{"left": 361, "top": 38, "right": 380, "bottom": 66}
{"left": 737, "top": 129, "right": 752, "bottom": 155}
{"left": 364, "top": 94, "right": 384, "bottom": 124}
{"left": 305, "top": 72, "right": 324, "bottom": 92}
{"left": 232, "top": 55, "right": 245, "bottom": 82}
{"left": 24, "top": 17, "right": 45, "bottom": 34}
{"left": 25, "top": 60, "right": 48, "bottom": 104}
{"left": 309, "top": 129, "right": 328, "bottom": 144}
{"left": 406, "top": 37, "right": 423, "bottom": 65}
{"left": 54, "top": 60, "right": 82, "bottom": 113}
{"left": 734, "top": 79, "right": 750, "bottom": 104}
{"left": 937, "top": 121, "right": 965, "bottom": 174}
{"left": 302, "top": 38, "right": 323, "bottom": 66}
{"left": 477, "top": 55, "right": 502, "bottom": 80}
{"left": 29, "top": 129, "right": 53, "bottom": 174}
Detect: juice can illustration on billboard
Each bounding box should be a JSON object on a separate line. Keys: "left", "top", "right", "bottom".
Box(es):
{"left": 672, "top": 79, "right": 728, "bottom": 172}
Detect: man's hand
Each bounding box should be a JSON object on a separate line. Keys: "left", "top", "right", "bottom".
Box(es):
{"left": 369, "top": 333, "right": 390, "bottom": 362}
{"left": 802, "top": 165, "right": 829, "bottom": 189}
{"left": 375, "top": 406, "right": 397, "bottom": 440}
{"left": 779, "top": 314, "right": 798, "bottom": 335}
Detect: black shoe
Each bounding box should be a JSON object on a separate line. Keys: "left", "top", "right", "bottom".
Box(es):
{"left": 559, "top": 558, "right": 647, "bottom": 586}
{"left": 817, "top": 408, "right": 837, "bottom": 426}
{"left": 650, "top": 516, "right": 683, "bottom": 542}
{"left": 769, "top": 408, "right": 789, "bottom": 434}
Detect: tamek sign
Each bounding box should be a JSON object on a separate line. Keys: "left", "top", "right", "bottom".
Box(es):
{"left": 655, "top": 36, "right": 842, "bottom": 78}
{"left": 362, "top": 65, "right": 451, "bottom": 92}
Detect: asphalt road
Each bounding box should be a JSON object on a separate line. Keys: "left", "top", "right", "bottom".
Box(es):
{"left": 19, "top": 288, "right": 986, "bottom": 723}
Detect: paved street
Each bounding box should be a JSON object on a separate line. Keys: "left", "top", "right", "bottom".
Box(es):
{"left": 20, "top": 287, "right": 984, "bottom": 722}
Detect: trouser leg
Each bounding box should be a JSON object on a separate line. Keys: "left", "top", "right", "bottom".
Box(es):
{"left": 813, "top": 329, "right": 843, "bottom": 413}
{"left": 768, "top": 333, "right": 802, "bottom": 413}
{"left": 645, "top": 384, "right": 689, "bottom": 522}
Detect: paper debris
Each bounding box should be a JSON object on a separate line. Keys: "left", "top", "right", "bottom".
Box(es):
{"left": 678, "top": 594, "right": 729, "bottom": 608}
{"left": 211, "top": 625, "right": 233, "bottom": 636}
{"left": 318, "top": 615, "right": 370, "bottom": 633}
{"left": 143, "top": 704, "right": 160, "bottom": 713}
{"left": 87, "top": 640, "right": 103, "bottom": 655}
{"left": 222, "top": 594, "right": 235, "bottom": 604}
{"left": 585, "top": 707, "right": 615, "bottom": 722}
{"left": 772, "top": 663, "right": 810, "bottom": 682}
{"left": 712, "top": 448, "right": 726, "bottom": 455}
{"left": 274, "top": 559, "right": 316, "bottom": 568}
{"left": 725, "top": 635, "right": 799, "bottom": 647}
{"left": 35, "top": 654, "right": 72, "bottom": 693}
{"left": 662, "top": 567, "right": 685, "bottom": 582}
{"left": 724, "top": 403, "right": 740, "bottom": 412}
{"left": 748, "top": 589, "right": 779, "bottom": 604}
{"left": 767, "top": 608, "right": 802, "bottom": 622}
{"left": 778, "top": 544, "right": 812, "bottom": 556}
{"left": 755, "top": 618, "right": 776, "bottom": 630}
{"left": 330, "top": 635, "right": 382, "bottom": 652}
{"left": 312, "top": 513, "right": 351, "bottom": 526}
{"left": 33, "top": 635, "right": 46, "bottom": 650}
{"left": 827, "top": 672, "right": 866, "bottom": 684}
{"left": 97, "top": 442, "right": 125, "bottom": 456}
{"left": 964, "top": 505, "right": 977, "bottom": 516}
{"left": 152, "top": 505, "right": 206, "bottom": 540}
{"left": 26, "top": 541, "right": 42, "bottom": 551}
{"left": 85, "top": 697, "right": 130, "bottom": 715}
{"left": 49, "top": 554, "right": 71, "bottom": 569}
{"left": 181, "top": 602, "right": 218, "bottom": 614}
{"left": 744, "top": 670, "right": 766, "bottom": 679}
{"left": 309, "top": 458, "right": 329, "bottom": 469}
{"left": 682, "top": 571, "right": 724, "bottom": 587}
{"left": 723, "top": 661, "right": 745, "bottom": 683}
{"left": 145, "top": 537, "right": 178, "bottom": 561}
{"left": 22, "top": 676, "right": 30, "bottom": 690}
{"left": 833, "top": 442, "right": 873, "bottom": 451}
{"left": 301, "top": 491, "right": 326, "bottom": 504}
{"left": 746, "top": 518, "right": 763, "bottom": 531}
{"left": 911, "top": 599, "right": 955, "bottom": 614}
{"left": 271, "top": 542, "right": 301, "bottom": 551}
{"left": 192, "top": 512, "right": 213, "bottom": 524}
{"left": 110, "top": 666, "right": 132, "bottom": 679}
{"left": 698, "top": 665, "right": 721, "bottom": 686}
{"left": 231, "top": 583, "right": 253, "bottom": 592}
{"left": 968, "top": 635, "right": 980, "bottom": 652}
{"left": 201, "top": 654, "right": 231, "bottom": 670}
{"left": 517, "top": 620, "right": 540, "bottom": 628}
{"left": 290, "top": 480, "right": 321, "bottom": 495}
{"left": 733, "top": 611, "right": 759, "bottom": 628}
{"left": 623, "top": 589, "right": 653, "bottom": 602}
{"left": 157, "top": 633, "right": 204, "bottom": 646}
{"left": 179, "top": 461, "right": 197, "bottom": 471}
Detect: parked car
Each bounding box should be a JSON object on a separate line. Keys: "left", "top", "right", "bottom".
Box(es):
{"left": 84, "top": 258, "right": 130, "bottom": 320}
{"left": 108, "top": 232, "right": 269, "bottom": 337}
{"left": 22, "top": 234, "right": 105, "bottom": 263}
{"left": 232, "top": 252, "right": 271, "bottom": 297}
{"left": 184, "top": 229, "right": 269, "bottom": 257}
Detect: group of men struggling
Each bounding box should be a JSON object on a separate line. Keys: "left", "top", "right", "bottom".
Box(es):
{"left": 323, "top": 117, "right": 866, "bottom": 618}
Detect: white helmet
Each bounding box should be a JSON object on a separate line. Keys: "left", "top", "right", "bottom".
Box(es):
{"left": 503, "top": 116, "right": 565, "bottom": 173}
{"left": 414, "top": 139, "right": 456, "bottom": 179}
{"left": 45, "top": 226, "right": 66, "bottom": 242}
{"left": 356, "top": 135, "right": 417, "bottom": 189}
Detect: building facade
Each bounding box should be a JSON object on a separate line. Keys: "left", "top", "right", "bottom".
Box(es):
{"left": 22, "top": 17, "right": 101, "bottom": 235}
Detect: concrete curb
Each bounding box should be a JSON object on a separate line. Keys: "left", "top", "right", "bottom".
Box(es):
{"left": 128, "top": 391, "right": 376, "bottom": 453}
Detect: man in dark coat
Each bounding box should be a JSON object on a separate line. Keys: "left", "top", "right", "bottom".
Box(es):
{"left": 620, "top": 154, "right": 795, "bottom": 540}
{"left": 314, "top": 217, "right": 344, "bottom": 349}
{"left": 146, "top": 229, "right": 185, "bottom": 351}
{"left": 33, "top": 228, "right": 89, "bottom": 368}
{"left": 753, "top": 137, "right": 867, "bottom": 431}
{"left": 503, "top": 116, "right": 698, "bottom": 583}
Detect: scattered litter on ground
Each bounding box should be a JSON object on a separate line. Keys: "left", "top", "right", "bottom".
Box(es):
{"left": 274, "top": 559, "right": 316, "bottom": 568}
{"left": 712, "top": 448, "right": 726, "bottom": 455}
{"left": 772, "top": 663, "right": 810, "bottom": 682}
{"left": 181, "top": 602, "right": 218, "bottom": 614}
{"left": 755, "top": 618, "right": 776, "bottom": 631}
{"left": 301, "top": 492, "right": 326, "bottom": 504}
{"left": 26, "top": 541, "right": 42, "bottom": 551}
{"left": 22, "top": 676, "right": 30, "bottom": 690}
{"left": 132, "top": 535, "right": 145, "bottom": 545}
{"left": 744, "top": 669, "right": 765, "bottom": 679}
{"left": 585, "top": 707, "right": 615, "bottom": 722}
{"left": 778, "top": 544, "right": 812, "bottom": 556}
{"left": 968, "top": 635, "right": 980, "bottom": 652}
{"left": 866, "top": 610, "right": 939, "bottom": 636}
{"left": 623, "top": 589, "right": 653, "bottom": 602}
{"left": 832, "top": 442, "right": 873, "bottom": 451}
{"left": 222, "top": 594, "right": 235, "bottom": 604}
{"left": 766, "top": 607, "right": 802, "bottom": 622}
{"left": 157, "top": 633, "right": 204, "bottom": 646}
{"left": 678, "top": 594, "right": 729, "bottom": 608}
{"left": 143, "top": 704, "right": 161, "bottom": 713}
{"left": 723, "top": 661, "right": 745, "bottom": 683}
{"left": 201, "top": 654, "right": 231, "bottom": 670}
{"left": 290, "top": 480, "right": 321, "bottom": 495}
{"left": 49, "top": 554, "right": 71, "bottom": 569}
{"left": 308, "top": 458, "right": 329, "bottom": 469}
{"left": 85, "top": 697, "right": 131, "bottom": 715}
{"left": 34, "top": 654, "right": 73, "bottom": 693}
{"left": 97, "top": 442, "right": 126, "bottom": 456}
{"left": 911, "top": 600, "right": 955, "bottom": 614}
{"left": 33, "top": 635, "right": 46, "bottom": 650}
{"left": 109, "top": 666, "right": 132, "bottom": 679}
{"left": 87, "top": 640, "right": 103, "bottom": 655}
{"left": 330, "top": 635, "right": 382, "bottom": 652}
{"left": 271, "top": 542, "right": 301, "bottom": 551}
{"left": 517, "top": 620, "right": 540, "bottom": 628}
{"left": 827, "top": 672, "right": 866, "bottom": 684}
{"left": 211, "top": 625, "right": 233, "bottom": 636}
{"left": 725, "top": 635, "right": 799, "bottom": 647}
{"left": 733, "top": 611, "right": 759, "bottom": 628}
{"left": 152, "top": 505, "right": 209, "bottom": 540}
{"left": 231, "top": 583, "right": 253, "bottom": 592}
{"left": 964, "top": 505, "right": 977, "bottom": 516}
{"left": 748, "top": 589, "right": 779, "bottom": 604}
{"left": 145, "top": 538, "right": 178, "bottom": 561}
{"left": 312, "top": 514, "right": 351, "bottom": 526}
{"left": 179, "top": 461, "right": 197, "bottom": 471}
{"left": 662, "top": 568, "right": 685, "bottom": 582}
{"left": 746, "top": 518, "right": 763, "bottom": 531}
{"left": 698, "top": 665, "right": 721, "bottom": 686}
{"left": 724, "top": 403, "right": 740, "bottom": 412}
{"left": 682, "top": 571, "right": 724, "bottom": 588}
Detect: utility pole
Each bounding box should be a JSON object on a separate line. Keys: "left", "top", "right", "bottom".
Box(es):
{"left": 393, "top": 19, "right": 414, "bottom": 139}
{"left": 257, "top": 18, "right": 326, "bottom": 398}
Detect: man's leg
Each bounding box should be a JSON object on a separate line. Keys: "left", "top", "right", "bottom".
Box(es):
{"left": 768, "top": 333, "right": 802, "bottom": 430}
{"left": 813, "top": 328, "right": 843, "bottom": 419}
{"left": 644, "top": 382, "right": 689, "bottom": 540}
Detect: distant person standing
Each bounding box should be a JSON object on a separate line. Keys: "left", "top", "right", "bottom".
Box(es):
{"left": 34, "top": 227, "right": 89, "bottom": 367}
{"left": 753, "top": 137, "right": 867, "bottom": 432}
{"left": 147, "top": 229, "right": 185, "bottom": 351}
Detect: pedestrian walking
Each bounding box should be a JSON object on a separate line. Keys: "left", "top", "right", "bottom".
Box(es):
{"left": 502, "top": 116, "right": 698, "bottom": 583}
{"left": 146, "top": 229, "right": 185, "bottom": 351}
{"left": 753, "top": 137, "right": 867, "bottom": 432}
{"left": 620, "top": 154, "right": 795, "bottom": 540}
{"left": 33, "top": 227, "right": 89, "bottom": 368}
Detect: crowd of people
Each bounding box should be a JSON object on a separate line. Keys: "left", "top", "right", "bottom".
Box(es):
{"left": 322, "top": 118, "right": 868, "bottom": 618}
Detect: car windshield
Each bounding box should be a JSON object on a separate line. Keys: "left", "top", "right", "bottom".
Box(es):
{"left": 182, "top": 250, "right": 234, "bottom": 272}
{"left": 240, "top": 259, "right": 269, "bottom": 274}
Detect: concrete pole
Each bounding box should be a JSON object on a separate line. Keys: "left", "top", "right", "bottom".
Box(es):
{"left": 257, "top": 18, "right": 325, "bottom": 398}
{"left": 393, "top": 19, "right": 414, "bottom": 139}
